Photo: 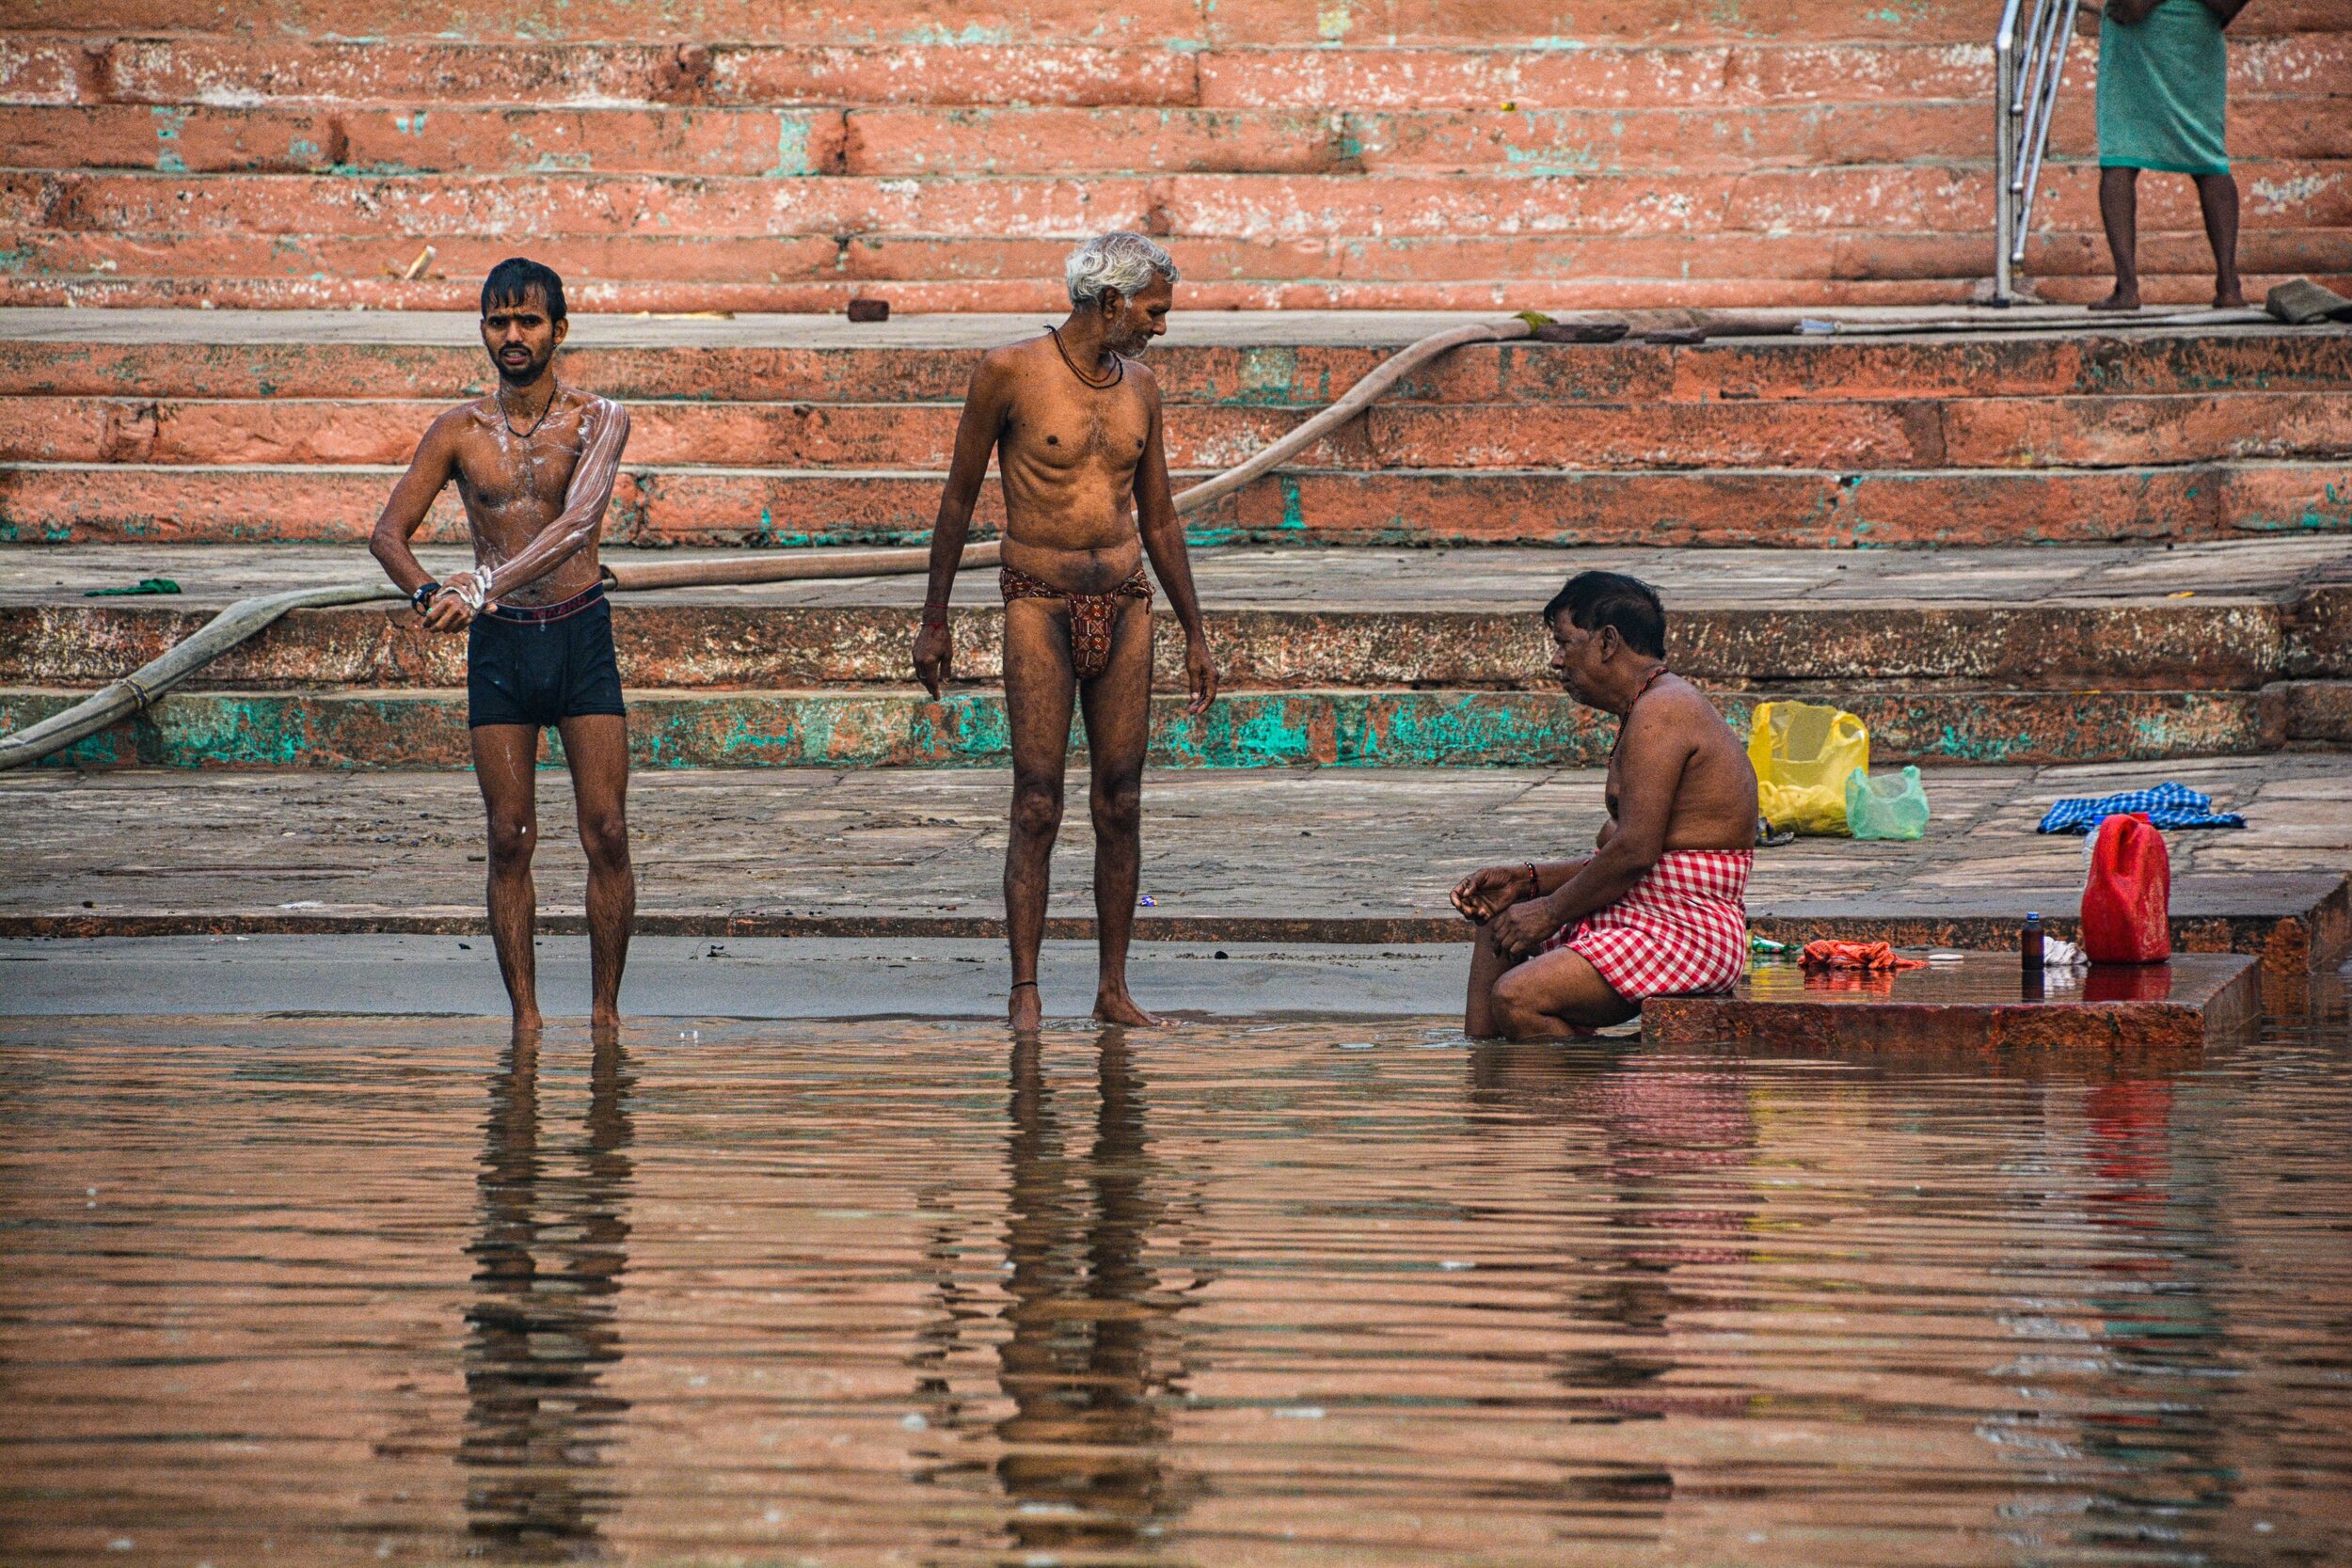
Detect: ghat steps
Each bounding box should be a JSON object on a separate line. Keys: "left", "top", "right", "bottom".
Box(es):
{"left": 3, "top": 310, "right": 2347, "bottom": 549}
{"left": 4, "top": 539, "right": 2345, "bottom": 770}
{"left": 2, "top": 1, "right": 2347, "bottom": 309}
{"left": 1, "top": 308, "right": 2344, "bottom": 769}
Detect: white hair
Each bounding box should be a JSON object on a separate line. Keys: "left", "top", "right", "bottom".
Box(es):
{"left": 1064, "top": 231, "right": 1178, "bottom": 309}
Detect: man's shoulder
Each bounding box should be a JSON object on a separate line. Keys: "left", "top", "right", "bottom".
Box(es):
{"left": 1637, "top": 675, "right": 1736, "bottom": 736}
{"left": 422, "top": 397, "right": 491, "bottom": 450}
{"left": 1120, "top": 354, "right": 1162, "bottom": 398}
{"left": 978, "top": 334, "right": 1050, "bottom": 372}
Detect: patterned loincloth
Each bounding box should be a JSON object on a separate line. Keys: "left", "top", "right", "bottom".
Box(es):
{"left": 1540, "top": 847, "right": 1753, "bottom": 1002}
{"left": 999, "top": 563, "right": 1153, "bottom": 680}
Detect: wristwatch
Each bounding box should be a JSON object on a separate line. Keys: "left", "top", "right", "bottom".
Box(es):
{"left": 410, "top": 580, "right": 441, "bottom": 612}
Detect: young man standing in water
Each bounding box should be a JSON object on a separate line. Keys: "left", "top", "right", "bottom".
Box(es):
{"left": 370, "top": 258, "right": 636, "bottom": 1033}
{"left": 913, "top": 232, "right": 1217, "bottom": 1030}
{"left": 1453, "top": 573, "right": 1759, "bottom": 1039}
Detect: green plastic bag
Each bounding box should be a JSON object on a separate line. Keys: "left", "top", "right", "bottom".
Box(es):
{"left": 1749, "top": 701, "right": 1869, "bottom": 836}
{"left": 1846, "top": 765, "right": 1930, "bottom": 841}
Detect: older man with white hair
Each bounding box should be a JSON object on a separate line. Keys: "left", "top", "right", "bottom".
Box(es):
{"left": 913, "top": 231, "right": 1218, "bottom": 1029}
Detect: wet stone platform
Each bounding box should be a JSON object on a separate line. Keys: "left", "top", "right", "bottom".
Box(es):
{"left": 1645, "top": 952, "right": 2262, "bottom": 1053}
{"left": 2, "top": 753, "right": 2345, "bottom": 972}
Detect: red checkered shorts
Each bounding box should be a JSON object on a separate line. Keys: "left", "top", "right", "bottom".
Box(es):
{"left": 1540, "top": 848, "right": 1753, "bottom": 1002}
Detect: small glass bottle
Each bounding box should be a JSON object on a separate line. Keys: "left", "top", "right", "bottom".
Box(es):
{"left": 2021, "top": 911, "right": 2045, "bottom": 973}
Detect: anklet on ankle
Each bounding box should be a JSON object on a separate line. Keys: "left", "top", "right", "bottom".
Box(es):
{"left": 1009, "top": 979, "right": 1038, "bottom": 990}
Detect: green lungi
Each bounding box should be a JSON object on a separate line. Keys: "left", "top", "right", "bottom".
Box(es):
{"left": 2097, "top": 0, "right": 2231, "bottom": 176}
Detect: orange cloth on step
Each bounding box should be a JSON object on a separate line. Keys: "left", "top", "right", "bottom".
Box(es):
{"left": 1798, "top": 939, "right": 1926, "bottom": 972}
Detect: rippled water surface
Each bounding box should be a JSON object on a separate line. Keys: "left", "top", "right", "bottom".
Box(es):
{"left": 7, "top": 1006, "right": 2352, "bottom": 1566}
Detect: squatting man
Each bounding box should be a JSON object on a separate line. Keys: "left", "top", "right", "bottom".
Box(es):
{"left": 1454, "top": 572, "right": 1761, "bottom": 1039}
{"left": 913, "top": 231, "right": 1218, "bottom": 1031}
{"left": 370, "top": 258, "right": 636, "bottom": 1035}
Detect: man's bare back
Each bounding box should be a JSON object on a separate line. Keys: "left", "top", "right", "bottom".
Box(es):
{"left": 1597, "top": 676, "right": 1757, "bottom": 856}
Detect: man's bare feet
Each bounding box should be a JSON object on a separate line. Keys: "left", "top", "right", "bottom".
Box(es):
{"left": 1092, "top": 985, "right": 1162, "bottom": 1026}
{"left": 2089, "top": 286, "right": 2140, "bottom": 312}
{"left": 1009, "top": 979, "right": 1043, "bottom": 1032}
{"left": 592, "top": 1006, "right": 621, "bottom": 1032}
{"left": 511, "top": 1015, "right": 544, "bottom": 1045}
{"left": 2215, "top": 285, "right": 2248, "bottom": 309}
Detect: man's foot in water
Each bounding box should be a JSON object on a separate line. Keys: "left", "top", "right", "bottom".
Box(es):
{"left": 1009, "top": 979, "right": 1042, "bottom": 1032}
{"left": 2089, "top": 285, "right": 2140, "bottom": 312}
{"left": 1092, "top": 982, "right": 1162, "bottom": 1027}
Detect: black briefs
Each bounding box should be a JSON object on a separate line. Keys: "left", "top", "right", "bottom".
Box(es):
{"left": 465, "top": 583, "right": 626, "bottom": 730}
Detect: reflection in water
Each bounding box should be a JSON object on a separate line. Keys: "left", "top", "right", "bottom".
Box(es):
{"left": 2068, "top": 1078, "right": 2232, "bottom": 1552}
{"left": 993, "top": 1034, "right": 1191, "bottom": 1555}
{"left": 459, "top": 1032, "right": 636, "bottom": 1556}
{"left": 1468, "top": 1046, "right": 1760, "bottom": 1525}
{"left": 9, "top": 1004, "right": 2352, "bottom": 1568}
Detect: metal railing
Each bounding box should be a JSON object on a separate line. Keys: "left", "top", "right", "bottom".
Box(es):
{"left": 1994, "top": 0, "right": 2082, "bottom": 304}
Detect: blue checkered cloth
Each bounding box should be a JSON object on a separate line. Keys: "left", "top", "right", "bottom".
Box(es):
{"left": 2036, "top": 782, "right": 2245, "bottom": 835}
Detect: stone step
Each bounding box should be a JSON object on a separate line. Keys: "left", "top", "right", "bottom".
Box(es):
{"left": 6, "top": 102, "right": 2344, "bottom": 179}
{"left": 15, "top": 270, "right": 2340, "bottom": 313}
{"left": 6, "top": 459, "right": 2344, "bottom": 548}
{"left": 7, "top": 540, "right": 2346, "bottom": 691}
{"left": 8, "top": 538, "right": 2344, "bottom": 669}
{"left": 8, "top": 597, "right": 2341, "bottom": 694}
{"left": 9, "top": 314, "right": 2344, "bottom": 406}
{"left": 12, "top": 35, "right": 2342, "bottom": 112}
{"left": 0, "top": 1, "right": 2114, "bottom": 49}
{"left": 13, "top": 163, "right": 2345, "bottom": 246}
{"left": 8, "top": 390, "right": 2348, "bottom": 471}
{"left": 4, "top": 682, "right": 2333, "bottom": 770}
{"left": 5, "top": 758, "right": 2344, "bottom": 969}
{"left": 18, "top": 0, "right": 2352, "bottom": 46}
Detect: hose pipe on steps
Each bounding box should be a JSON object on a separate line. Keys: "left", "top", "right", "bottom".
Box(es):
{"left": 0, "top": 314, "right": 1537, "bottom": 772}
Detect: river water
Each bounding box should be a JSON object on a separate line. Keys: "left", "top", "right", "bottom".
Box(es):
{"left": 4, "top": 1002, "right": 2349, "bottom": 1566}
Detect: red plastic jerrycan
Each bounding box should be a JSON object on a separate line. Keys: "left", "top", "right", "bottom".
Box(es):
{"left": 2081, "top": 812, "right": 2171, "bottom": 964}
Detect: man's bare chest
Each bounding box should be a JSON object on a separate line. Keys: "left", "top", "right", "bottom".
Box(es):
{"left": 1013, "top": 385, "right": 1150, "bottom": 470}
{"left": 455, "top": 429, "right": 581, "bottom": 515}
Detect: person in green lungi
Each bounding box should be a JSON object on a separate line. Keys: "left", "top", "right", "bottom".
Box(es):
{"left": 2087, "top": 0, "right": 2250, "bottom": 309}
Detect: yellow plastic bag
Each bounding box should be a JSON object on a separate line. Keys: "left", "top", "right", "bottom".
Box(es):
{"left": 1749, "top": 701, "right": 1869, "bottom": 837}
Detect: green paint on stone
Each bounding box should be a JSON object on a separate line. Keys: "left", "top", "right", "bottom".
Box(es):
{"left": 767, "top": 114, "right": 815, "bottom": 178}
{"left": 151, "top": 107, "right": 188, "bottom": 174}
{"left": 1229, "top": 347, "right": 1303, "bottom": 405}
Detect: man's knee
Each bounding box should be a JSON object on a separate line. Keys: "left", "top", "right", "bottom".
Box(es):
{"left": 1010, "top": 776, "right": 1064, "bottom": 839}
{"left": 1488, "top": 966, "right": 1549, "bottom": 1036}
{"left": 1090, "top": 777, "right": 1141, "bottom": 837}
{"left": 580, "top": 808, "right": 630, "bottom": 870}
{"left": 485, "top": 814, "right": 537, "bottom": 867}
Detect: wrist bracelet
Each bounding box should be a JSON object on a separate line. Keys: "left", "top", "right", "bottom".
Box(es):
{"left": 1525, "top": 862, "right": 1541, "bottom": 896}
{"left": 410, "top": 580, "right": 441, "bottom": 611}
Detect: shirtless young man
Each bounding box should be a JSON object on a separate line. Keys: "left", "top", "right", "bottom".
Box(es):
{"left": 913, "top": 232, "right": 1217, "bottom": 1030}
{"left": 369, "top": 258, "right": 636, "bottom": 1032}
{"left": 1453, "top": 572, "right": 1760, "bottom": 1040}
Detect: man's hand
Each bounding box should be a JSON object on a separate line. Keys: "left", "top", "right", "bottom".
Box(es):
{"left": 1489, "top": 894, "right": 1560, "bottom": 960}
{"left": 1184, "top": 632, "right": 1217, "bottom": 716}
{"left": 2104, "top": 0, "right": 2159, "bottom": 24}
{"left": 421, "top": 569, "right": 485, "bottom": 631}
{"left": 1451, "top": 863, "right": 1533, "bottom": 925}
{"left": 913, "top": 619, "right": 952, "bottom": 699}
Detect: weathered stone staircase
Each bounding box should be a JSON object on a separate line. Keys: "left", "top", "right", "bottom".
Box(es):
{"left": 1, "top": 310, "right": 2344, "bottom": 770}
